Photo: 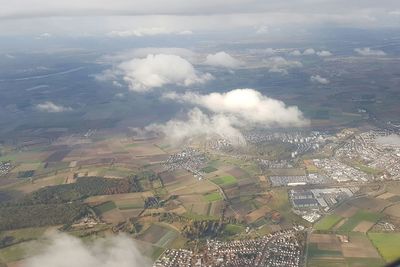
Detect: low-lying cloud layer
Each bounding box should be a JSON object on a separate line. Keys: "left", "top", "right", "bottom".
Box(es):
{"left": 290, "top": 49, "right": 333, "bottom": 57}
{"left": 22, "top": 233, "right": 150, "bottom": 267}
{"left": 146, "top": 108, "right": 246, "bottom": 145}
{"left": 316, "top": 50, "right": 333, "bottom": 57}
{"left": 144, "top": 88, "right": 308, "bottom": 145}
{"left": 36, "top": 101, "right": 72, "bottom": 113}
{"left": 115, "top": 54, "right": 213, "bottom": 92}
{"left": 107, "top": 27, "right": 192, "bottom": 37}
{"left": 204, "top": 52, "right": 242, "bottom": 68}
{"left": 354, "top": 47, "right": 386, "bottom": 56}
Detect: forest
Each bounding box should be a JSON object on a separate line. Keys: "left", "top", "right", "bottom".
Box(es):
{"left": 24, "top": 176, "right": 143, "bottom": 204}
{"left": 0, "top": 202, "right": 88, "bottom": 230}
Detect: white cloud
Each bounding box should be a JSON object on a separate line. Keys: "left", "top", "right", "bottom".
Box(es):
{"left": 291, "top": 49, "right": 332, "bottom": 57}
{"left": 204, "top": 51, "right": 243, "bottom": 68}
{"left": 36, "top": 32, "right": 51, "bottom": 39}
{"left": 101, "top": 48, "right": 197, "bottom": 64}
{"left": 389, "top": 10, "right": 400, "bottom": 16}
{"left": 165, "top": 88, "right": 308, "bottom": 127}
{"left": 150, "top": 88, "right": 308, "bottom": 145}
{"left": 316, "top": 50, "right": 333, "bottom": 57}
{"left": 289, "top": 50, "right": 302, "bottom": 56}
{"left": 178, "top": 30, "right": 193, "bottom": 35}
{"left": 303, "top": 48, "right": 316, "bottom": 55}
{"left": 36, "top": 101, "right": 72, "bottom": 113}
{"left": 354, "top": 47, "right": 386, "bottom": 56}
{"left": 258, "top": 48, "right": 277, "bottom": 55}
{"left": 269, "top": 68, "right": 289, "bottom": 75}
{"left": 22, "top": 233, "right": 150, "bottom": 267}
{"left": 107, "top": 27, "right": 192, "bottom": 37}
{"left": 110, "top": 54, "right": 213, "bottom": 92}
{"left": 112, "top": 80, "right": 123, "bottom": 87}
{"left": 263, "top": 56, "right": 302, "bottom": 74}
{"left": 145, "top": 108, "right": 246, "bottom": 145}
{"left": 255, "top": 25, "right": 269, "bottom": 34}
{"left": 310, "top": 75, "right": 330, "bottom": 84}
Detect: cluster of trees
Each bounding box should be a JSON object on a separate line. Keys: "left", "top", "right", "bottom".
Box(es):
{"left": 24, "top": 176, "right": 142, "bottom": 204}
{"left": 144, "top": 196, "right": 161, "bottom": 208}
{"left": 182, "top": 220, "right": 224, "bottom": 239}
{"left": 0, "top": 203, "right": 88, "bottom": 230}
{"left": 0, "top": 236, "right": 15, "bottom": 249}
{"left": 113, "top": 218, "right": 143, "bottom": 234}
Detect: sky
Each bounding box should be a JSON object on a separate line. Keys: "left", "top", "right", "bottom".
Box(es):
{"left": 2, "top": 1, "right": 397, "bottom": 145}
{"left": 1, "top": 0, "right": 400, "bottom": 36}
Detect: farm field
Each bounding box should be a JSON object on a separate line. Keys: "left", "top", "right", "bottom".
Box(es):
{"left": 201, "top": 166, "right": 218, "bottom": 173}
{"left": 203, "top": 191, "right": 223, "bottom": 202}
{"left": 211, "top": 175, "right": 237, "bottom": 187}
{"left": 337, "top": 210, "right": 382, "bottom": 233}
{"left": 224, "top": 224, "right": 245, "bottom": 235}
{"left": 138, "top": 224, "right": 179, "bottom": 249}
{"left": 307, "top": 233, "right": 383, "bottom": 267}
{"left": 0, "top": 240, "right": 39, "bottom": 263}
{"left": 314, "top": 214, "right": 343, "bottom": 231}
{"left": 93, "top": 201, "right": 117, "bottom": 214}
{"left": 368, "top": 233, "right": 400, "bottom": 262}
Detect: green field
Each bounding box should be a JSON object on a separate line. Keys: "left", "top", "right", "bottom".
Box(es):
{"left": 224, "top": 224, "right": 245, "bottom": 235}
{"left": 115, "top": 198, "right": 145, "bottom": 210}
{"left": 93, "top": 201, "right": 116, "bottom": 214}
{"left": 139, "top": 224, "right": 178, "bottom": 249}
{"left": 314, "top": 214, "right": 343, "bottom": 231}
{"left": 0, "top": 240, "right": 38, "bottom": 263}
{"left": 345, "top": 257, "right": 385, "bottom": 267}
{"left": 337, "top": 210, "right": 382, "bottom": 232}
{"left": 308, "top": 243, "right": 343, "bottom": 258}
{"left": 345, "top": 160, "right": 383, "bottom": 175}
{"left": 125, "top": 143, "right": 138, "bottom": 148}
{"left": 201, "top": 166, "right": 218, "bottom": 173}
{"left": 117, "top": 203, "right": 144, "bottom": 210}
{"left": 212, "top": 175, "right": 237, "bottom": 187}
{"left": 0, "top": 227, "right": 47, "bottom": 241}
{"left": 308, "top": 258, "right": 385, "bottom": 267}
{"left": 204, "top": 192, "right": 223, "bottom": 202}
{"left": 368, "top": 233, "right": 400, "bottom": 262}
{"left": 155, "top": 230, "right": 178, "bottom": 248}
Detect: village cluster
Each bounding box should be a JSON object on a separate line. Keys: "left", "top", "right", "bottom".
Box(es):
{"left": 244, "top": 130, "right": 328, "bottom": 157}
{"left": 335, "top": 130, "right": 400, "bottom": 179}
{"left": 162, "top": 148, "right": 208, "bottom": 179}
{"left": 0, "top": 161, "right": 12, "bottom": 176}
{"left": 154, "top": 229, "right": 304, "bottom": 267}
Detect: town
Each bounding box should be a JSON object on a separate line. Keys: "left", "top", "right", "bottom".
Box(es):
{"left": 154, "top": 229, "right": 305, "bottom": 267}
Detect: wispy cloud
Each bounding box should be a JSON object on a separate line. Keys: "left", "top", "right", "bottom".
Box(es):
{"left": 310, "top": 75, "right": 330, "bottom": 85}
{"left": 36, "top": 101, "right": 72, "bottom": 113}
{"left": 354, "top": 47, "right": 386, "bottom": 56}
{"left": 263, "top": 56, "right": 302, "bottom": 75}
{"left": 107, "top": 27, "right": 192, "bottom": 37}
